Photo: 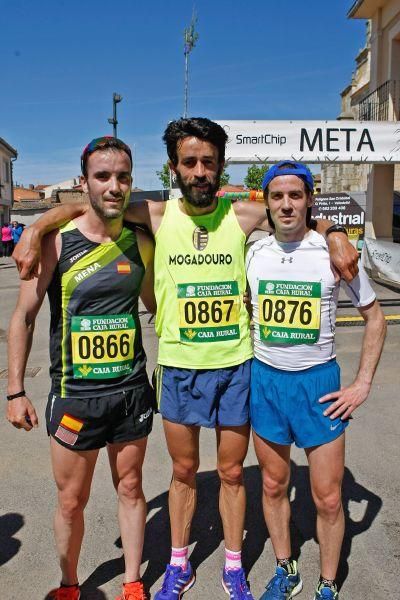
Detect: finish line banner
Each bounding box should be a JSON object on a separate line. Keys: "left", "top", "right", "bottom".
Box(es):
{"left": 217, "top": 120, "right": 400, "bottom": 164}
{"left": 362, "top": 237, "right": 400, "bottom": 285}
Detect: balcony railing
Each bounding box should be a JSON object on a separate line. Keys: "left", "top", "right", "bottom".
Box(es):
{"left": 357, "top": 80, "right": 400, "bottom": 121}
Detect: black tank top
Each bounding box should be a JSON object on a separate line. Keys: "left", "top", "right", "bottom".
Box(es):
{"left": 47, "top": 220, "right": 148, "bottom": 398}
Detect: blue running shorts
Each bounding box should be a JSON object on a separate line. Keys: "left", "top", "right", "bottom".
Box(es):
{"left": 250, "top": 358, "right": 348, "bottom": 448}
{"left": 154, "top": 360, "right": 251, "bottom": 428}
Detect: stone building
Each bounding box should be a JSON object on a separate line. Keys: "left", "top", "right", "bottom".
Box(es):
{"left": 322, "top": 0, "right": 400, "bottom": 239}
{"left": 0, "top": 136, "right": 17, "bottom": 225}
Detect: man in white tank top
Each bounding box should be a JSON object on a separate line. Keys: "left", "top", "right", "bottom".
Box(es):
{"left": 246, "top": 161, "right": 386, "bottom": 600}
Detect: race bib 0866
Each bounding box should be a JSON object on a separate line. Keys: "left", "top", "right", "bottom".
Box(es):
{"left": 258, "top": 280, "right": 321, "bottom": 345}
{"left": 71, "top": 314, "right": 135, "bottom": 379}
{"left": 177, "top": 281, "right": 240, "bottom": 343}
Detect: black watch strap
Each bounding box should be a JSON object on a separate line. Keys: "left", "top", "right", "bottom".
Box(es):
{"left": 325, "top": 224, "right": 348, "bottom": 236}
{"left": 7, "top": 390, "right": 26, "bottom": 401}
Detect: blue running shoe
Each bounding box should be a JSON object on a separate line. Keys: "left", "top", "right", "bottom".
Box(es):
{"left": 222, "top": 567, "right": 254, "bottom": 599}
{"left": 154, "top": 562, "right": 195, "bottom": 599}
{"left": 259, "top": 562, "right": 303, "bottom": 600}
{"left": 313, "top": 583, "right": 338, "bottom": 600}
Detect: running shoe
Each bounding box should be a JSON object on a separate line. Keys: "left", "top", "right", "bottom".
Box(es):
{"left": 115, "top": 580, "right": 148, "bottom": 600}
{"left": 313, "top": 582, "right": 338, "bottom": 600}
{"left": 154, "top": 562, "right": 195, "bottom": 599}
{"left": 46, "top": 585, "right": 81, "bottom": 600}
{"left": 222, "top": 567, "right": 254, "bottom": 599}
{"left": 259, "top": 563, "right": 303, "bottom": 600}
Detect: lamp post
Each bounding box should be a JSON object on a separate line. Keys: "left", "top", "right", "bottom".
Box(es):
{"left": 108, "top": 92, "right": 122, "bottom": 137}
{"left": 183, "top": 10, "right": 199, "bottom": 118}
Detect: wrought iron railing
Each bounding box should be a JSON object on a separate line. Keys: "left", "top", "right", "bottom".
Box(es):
{"left": 357, "top": 80, "right": 400, "bottom": 121}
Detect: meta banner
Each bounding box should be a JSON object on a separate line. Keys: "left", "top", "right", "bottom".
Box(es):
{"left": 217, "top": 120, "right": 400, "bottom": 163}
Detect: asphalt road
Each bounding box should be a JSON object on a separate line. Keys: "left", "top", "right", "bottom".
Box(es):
{"left": 0, "top": 257, "right": 399, "bottom": 600}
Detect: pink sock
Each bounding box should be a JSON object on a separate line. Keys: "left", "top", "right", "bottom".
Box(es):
{"left": 225, "top": 548, "right": 242, "bottom": 570}
{"left": 170, "top": 546, "right": 188, "bottom": 568}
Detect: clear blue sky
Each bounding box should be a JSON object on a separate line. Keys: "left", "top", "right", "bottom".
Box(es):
{"left": 0, "top": 0, "right": 366, "bottom": 189}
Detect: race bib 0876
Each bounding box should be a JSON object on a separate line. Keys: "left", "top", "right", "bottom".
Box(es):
{"left": 177, "top": 281, "right": 240, "bottom": 343}
{"left": 258, "top": 280, "right": 321, "bottom": 345}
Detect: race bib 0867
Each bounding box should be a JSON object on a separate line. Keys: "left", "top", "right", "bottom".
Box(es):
{"left": 177, "top": 281, "right": 240, "bottom": 343}
{"left": 258, "top": 280, "right": 321, "bottom": 345}
{"left": 71, "top": 314, "right": 135, "bottom": 379}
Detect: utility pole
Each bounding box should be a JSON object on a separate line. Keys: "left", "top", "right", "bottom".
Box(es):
{"left": 183, "top": 9, "right": 199, "bottom": 118}
{"left": 108, "top": 92, "right": 122, "bottom": 137}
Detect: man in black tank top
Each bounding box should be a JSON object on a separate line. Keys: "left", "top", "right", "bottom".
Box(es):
{"left": 7, "top": 137, "right": 156, "bottom": 600}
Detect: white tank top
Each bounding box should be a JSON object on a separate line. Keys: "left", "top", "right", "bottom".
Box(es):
{"left": 246, "top": 230, "right": 376, "bottom": 371}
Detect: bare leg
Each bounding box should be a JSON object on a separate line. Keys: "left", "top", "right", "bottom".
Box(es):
{"left": 216, "top": 425, "right": 250, "bottom": 551}
{"left": 252, "top": 431, "right": 292, "bottom": 559}
{"left": 306, "top": 433, "right": 345, "bottom": 580}
{"left": 50, "top": 437, "right": 99, "bottom": 585}
{"left": 108, "top": 438, "right": 148, "bottom": 582}
{"left": 163, "top": 420, "right": 200, "bottom": 548}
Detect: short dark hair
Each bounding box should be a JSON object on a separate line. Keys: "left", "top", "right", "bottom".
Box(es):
{"left": 163, "top": 117, "right": 228, "bottom": 165}
{"left": 81, "top": 136, "right": 132, "bottom": 177}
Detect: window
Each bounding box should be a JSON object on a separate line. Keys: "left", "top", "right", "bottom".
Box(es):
{"left": 3, "top": 159, "right": 10, "bottom": 183}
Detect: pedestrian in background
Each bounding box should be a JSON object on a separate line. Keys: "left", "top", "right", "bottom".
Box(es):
{"left": 1, "top": 222, "right": 13, "bottom": 257}
{"left": 11, "top": 221, "right": 24, "bottom": 246}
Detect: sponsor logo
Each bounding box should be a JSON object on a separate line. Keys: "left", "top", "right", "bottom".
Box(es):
{"left": 330, "top": 422, "right": 341, "bottom": 431}
{"left": 78, "top": 365, "right": 92, "bottom": 377}
{"left": 70, "top": 250, "right": 88, "bottom": 263}
{"left": 192, "top": 226, "right": 209, "bottom": 251}
{"left": 80, "top": 318, "right": 91, "bottom": 331}
{"left": 236, "top": 133, "right": 287, "bottom": 146}
{"left": 184, "top": 329, "right": 197, "bottom": 340}
{"left": 266, "top": 282, "right": 275, "bottom": 293}
{"left": 138, "top": 408, "right": 152, "bottom": 423}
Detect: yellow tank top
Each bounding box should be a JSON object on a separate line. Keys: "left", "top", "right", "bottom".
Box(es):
{"left": 154, "top": 198, "right": 252, "bottom": 368}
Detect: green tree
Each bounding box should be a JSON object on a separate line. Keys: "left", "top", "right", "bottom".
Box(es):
{"left": 156, "top": 163, "right": 171, "bottom": 189}
{"left": 244, "top": 164, "right": 269, "bottom": 190}
{"left": 219, "top": 168, "right": 230, "bottom": 188}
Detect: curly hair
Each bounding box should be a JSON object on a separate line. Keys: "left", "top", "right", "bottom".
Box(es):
{"left": 163, "top": 117, "right": 228, "bottom": 165}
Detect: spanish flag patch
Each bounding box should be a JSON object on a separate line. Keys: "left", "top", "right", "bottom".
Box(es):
{"left": 60, "top": 413, "right": 84, "bottom": 432}
{"left": 117, "top": 262, "right": 131, "bottom": 274}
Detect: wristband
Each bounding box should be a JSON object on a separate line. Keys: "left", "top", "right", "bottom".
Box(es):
{"left": 7, "top": 390, "right": 26, "bottom": 401}
{"left": 325, "top": 224, "right": 348, "bottom": 237}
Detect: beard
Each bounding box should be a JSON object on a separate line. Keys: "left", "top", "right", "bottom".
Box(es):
{"left": 89, "top": 192, "right": 130, "bottom": 220}
{"left": 176, "top": 169, "right": 221, "bottom": 208}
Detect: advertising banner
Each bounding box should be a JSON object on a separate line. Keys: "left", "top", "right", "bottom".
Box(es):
{"left": 362, "top": 237, "right": 400, "bottom": 285}
{"left": 217, "top": 120, "right": 400, "bottom": 164}
{"left": 312, "top": 193, "right": 365, "bottom": 249}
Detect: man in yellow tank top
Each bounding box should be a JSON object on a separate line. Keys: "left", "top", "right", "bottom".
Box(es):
{"left": 13, "top": 118, "right": 359, "bottom": 600}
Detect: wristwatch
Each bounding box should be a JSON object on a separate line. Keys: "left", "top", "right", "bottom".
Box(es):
{"left": 325, "top": 224, "right": 348, "bottom": 236}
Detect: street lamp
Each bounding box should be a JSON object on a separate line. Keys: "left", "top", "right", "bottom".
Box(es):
{"left": 108, "top": 92, "right": 122, "bottom": 138}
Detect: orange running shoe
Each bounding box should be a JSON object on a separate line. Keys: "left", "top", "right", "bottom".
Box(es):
{"left": 116, "top": 580, "right": 148, "bottom": 600}
{"left": 46, "top": 584, "right": 80, "bottom": 600}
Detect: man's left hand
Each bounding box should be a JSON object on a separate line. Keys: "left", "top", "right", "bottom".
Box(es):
{"left": 319, "top": 380, "right": 371, "bottom": 420}
{"left": 328, "top": 233, "right": 359, "bottom": 283}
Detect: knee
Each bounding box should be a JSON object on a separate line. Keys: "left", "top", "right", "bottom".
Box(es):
{"left": 313, "top": 489, "right": 342, "bottom": 522}
{"left": 118, "top": 470, "right": 144, "bottom": 502}
{"left": 218, "top": 462, "right": 243, "bottom": 487}
{"left": 58, "top": 492, "right": 88, "bottom": 521}
{"left": 172, "top": 457, "right": 199, "bottom": 484}
{"left": 261, "top": 471, "right": 288, "bottom": 501}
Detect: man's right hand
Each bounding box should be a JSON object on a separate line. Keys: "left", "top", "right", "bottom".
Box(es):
{"left": 7, "top": 395, "right": 39, "bottom": 431}
{"left": 13, "top": 227, "right": 42, "bottom": 280}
